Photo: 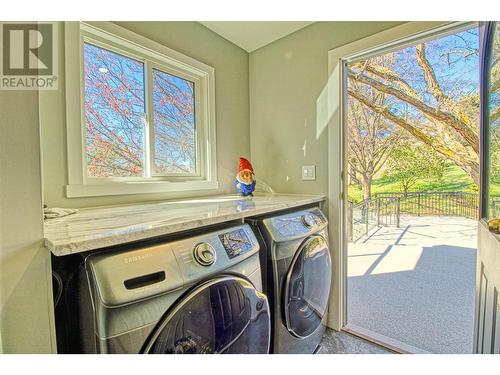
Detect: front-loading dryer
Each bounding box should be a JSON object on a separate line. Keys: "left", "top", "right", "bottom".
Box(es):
{"left": 78, "top": 224, "right": 271, "bottom": 354}
{"left": 252, "top": 207, "right": 332, "bottom": 354}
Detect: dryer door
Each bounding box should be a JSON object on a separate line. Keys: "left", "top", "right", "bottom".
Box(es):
{"left": 283, "top": 235, "right": 332, "bottom": 338}
{"left": 142, "top": 275, "right": 270, "bottom": 354}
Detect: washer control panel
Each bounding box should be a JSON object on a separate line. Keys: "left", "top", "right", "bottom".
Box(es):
{"left": 218, "top": 228, "right": 254, "bottom": 259}
{"left": 86, "top": 224, "right": 259, "bottom": 305}
{"left": 193, "top": 243, "right": 216, "bottom": 266}
{"left": 173, "top": 224, "right": 259, "bottom": 283}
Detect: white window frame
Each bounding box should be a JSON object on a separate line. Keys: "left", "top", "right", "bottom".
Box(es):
{"left": 64, "top": 22, "right": 217, "bottom": 198}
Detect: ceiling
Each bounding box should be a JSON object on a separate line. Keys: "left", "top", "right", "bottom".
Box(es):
{"left": 199, "top": 21, "right": 314, "bottom": 52}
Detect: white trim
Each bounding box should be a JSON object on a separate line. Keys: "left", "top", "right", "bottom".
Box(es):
{"left": 148, "top": 63, "right": 204, "bottom": 178}
{"left": 66, "top": 180, "right": 219, "bottom": 198}
{"left": 342, "top": 324, "right": 430, "bottom": 354}
{"left": 325, "top": 21, "right": 472, "bottom": 331}
{"left": 63, "top": 21, "right": 217, "bottom": 198}
{"left": 65, "top": 22, "right": 85, "bottom": 187}
{"left": 344, "top": 21, "right": 477, "bottom": 64}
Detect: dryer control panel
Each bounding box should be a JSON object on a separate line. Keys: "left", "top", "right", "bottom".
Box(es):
{"left": 261, "top": 208, "right": 327, "bottom": 243}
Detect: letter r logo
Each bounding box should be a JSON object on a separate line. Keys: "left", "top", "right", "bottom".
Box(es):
{"left": 2, "top": 23, "right": 53, "bottom": 75}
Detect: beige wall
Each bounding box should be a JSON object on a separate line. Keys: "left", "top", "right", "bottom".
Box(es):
{"left": 41, "top": 22, "right": 249, "bottom": 208}
{"left": 249, "top": 21, "right": 403, "bottom": 195}
{"left": 0, "top": 90, "right": 56, "bottom": 353}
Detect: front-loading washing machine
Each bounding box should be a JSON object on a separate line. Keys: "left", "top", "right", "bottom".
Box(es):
{"left": 77, "top": 223, "right": 271, "bottom": 354}
{"left": 251, "top": 207, "right": 332, "bottom": 354}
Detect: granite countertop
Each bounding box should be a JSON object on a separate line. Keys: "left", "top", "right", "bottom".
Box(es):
{"left": 44, "top": 193, "right": 325, "bottom": 256}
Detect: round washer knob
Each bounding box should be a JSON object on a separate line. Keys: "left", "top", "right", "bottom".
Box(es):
{"left": 301, "top": 213, "right": 317, "bottom": 228}
{"left": 193, "top": 243, "right": 216, "bottom": 266}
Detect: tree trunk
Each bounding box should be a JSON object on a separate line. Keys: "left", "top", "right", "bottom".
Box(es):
{"left": 465, "top": 160, "right": 480, "bottom": 186}
{"left": 402, "top": 182, "right": 409, "bottom": 195}
{"left": 361, "top": 175, "right": 372, "bottom": 201}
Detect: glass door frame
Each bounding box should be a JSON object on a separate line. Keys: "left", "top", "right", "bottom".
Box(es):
{"left": 326, "top": 20, "right": 478, "bottom": 353}
{"left": 479, "top": 21, "right": 496, "bottom": 222}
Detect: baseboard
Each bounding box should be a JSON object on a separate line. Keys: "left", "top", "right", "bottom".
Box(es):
{"left": 343, "top": 323, "right": 431, "bottom": 354}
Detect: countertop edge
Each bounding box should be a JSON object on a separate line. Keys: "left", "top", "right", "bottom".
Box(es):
{"left": 45, "top": 194, "right": 326, "bottom": 256}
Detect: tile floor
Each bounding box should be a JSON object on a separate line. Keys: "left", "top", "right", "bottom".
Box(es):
{"left": 320, "top": 328, "right": 392, "bottom": 354}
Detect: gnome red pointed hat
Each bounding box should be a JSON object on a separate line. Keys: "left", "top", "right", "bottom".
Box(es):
{"left": 238, "top": 157, "right": 254, "bottom": 174}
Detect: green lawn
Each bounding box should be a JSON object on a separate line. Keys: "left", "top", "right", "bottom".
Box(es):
{"left": 348, "top": 164, "right": 483, "bottom": 203}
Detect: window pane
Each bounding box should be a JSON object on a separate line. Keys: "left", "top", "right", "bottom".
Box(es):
{"left": 83, "top": 43, "right": 146, "bottom": 177}
{"left": 485, "top": 23, "right": 500, "bottom": 220}
{"left": 152, "top": 68, "right": 196, "bottom": 174}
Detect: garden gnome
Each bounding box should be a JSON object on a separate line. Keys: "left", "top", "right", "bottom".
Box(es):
{"left": 235, "top": 157, "right": 256, "bottom": 196}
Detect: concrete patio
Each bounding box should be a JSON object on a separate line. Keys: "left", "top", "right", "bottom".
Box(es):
{"left": 347, "top": 215, "right": 477, "bottom": 354}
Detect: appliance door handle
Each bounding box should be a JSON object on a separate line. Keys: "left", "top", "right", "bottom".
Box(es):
{"left": 123, "top": 271, "right": 166, "bottom": 290}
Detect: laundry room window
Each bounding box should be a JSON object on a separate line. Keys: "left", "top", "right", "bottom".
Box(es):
{"left": 83, "top": 42, "right": 147, "bottom": 178}
{"left": 64, "top": 22, "right": 217, "bottom": 197}
{"left": 151, "top": 68, "right": 197, "bottom": 175}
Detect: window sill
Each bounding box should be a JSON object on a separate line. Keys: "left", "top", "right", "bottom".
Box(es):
{"left": 65, "top": 180, "right": 219, "bottom": 198}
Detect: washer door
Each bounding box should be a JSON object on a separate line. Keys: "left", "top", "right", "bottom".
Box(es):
{"left": 283, "top": 235, "right": 332, "bottom": 338}
{"left": 142, "top": 276, "right": 270, "bottom": 354}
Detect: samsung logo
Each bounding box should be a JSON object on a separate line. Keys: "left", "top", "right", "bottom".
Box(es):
{"left": 124, "top": 253, "right": 153, "bottom": 264}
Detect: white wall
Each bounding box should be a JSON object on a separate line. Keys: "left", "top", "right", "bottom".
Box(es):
{"left": 0, "top": 90, "right": 56, "bottom": 353}
{"left": 249, "top": 21, "right": 403, "bottom": 195}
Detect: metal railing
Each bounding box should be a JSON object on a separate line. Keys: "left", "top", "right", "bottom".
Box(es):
{"left": 347, "top": 199, "right": 377, "bottom": 242}
{"left": 375, "top": 191, "right": 479, "bottom": 219}
{"left": 347, "top": 191, "right": 500, "bottom": 242}
{"left": 376, "top": 196, "right": 401, "bottom": 227}
{"left": 347, "top": 197, "right": 400, "bottom": 242}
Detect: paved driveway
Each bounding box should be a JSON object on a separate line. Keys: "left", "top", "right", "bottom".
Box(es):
{"left": 347, "top": 216, "right": 477, "bottom": 354}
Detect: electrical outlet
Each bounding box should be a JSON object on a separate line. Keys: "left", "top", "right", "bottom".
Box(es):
{"left": 302, "top": 165, "right": 316, "bottom": 181}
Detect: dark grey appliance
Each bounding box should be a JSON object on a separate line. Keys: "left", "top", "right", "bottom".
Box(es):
{"left": 252, "top": 208, "right": 332, "bottom": 354}
{"left": 78, "top": 224, "right": 271, "bottom": 354}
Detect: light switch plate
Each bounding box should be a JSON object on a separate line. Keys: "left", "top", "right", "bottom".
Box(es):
{"left": 302, "top": 165, "right": 316, "bottom": 181}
